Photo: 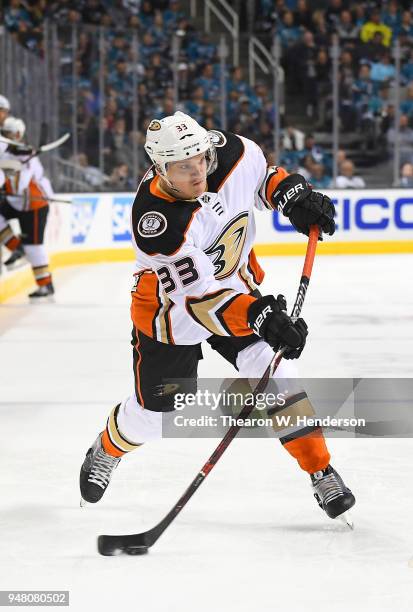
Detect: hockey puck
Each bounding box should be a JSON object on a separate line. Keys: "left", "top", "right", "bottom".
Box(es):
{"left": 97, "top": 535, "right": 149, "bottom": 556}
{"left": 125, "top": 545, "right": 149, "bottom": 556}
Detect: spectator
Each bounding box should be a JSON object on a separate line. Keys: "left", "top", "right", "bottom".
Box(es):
{"left": 336, "top": 160, "right": 366, "bottom": 188}
{"left": 163, "top": 0, "right": 185, "bottom": 31}
{"left": 194, "top": 64, "right": 220, "bottom": 101}
{"left": 381, "top": 1, "right": 401, "bottom": 33}
{"left": 401, "top": 49, "right": 413, "bottom": 84}
{"left": 386, "top": 114, "right": 413, "bottom": 164}
{"left": 4, "top": 0, "right": 30, "bottom": 33}
{"left": 74, "top": 153, "right": 107, "bottom": 189}
{"left": 336, "top": 10, "right": 360, "bottom": 44}
{"left": 326, "top": 0, "right": 343, "bottom": 29}
{"left": 309, "top": 163, "right": 332, "bottom": 189}
{"left": 301, "top": 133, "right": 328, "bottom": 166}
{"left": 187, "top": 32, "right": 217, "bottom": 64}
{"left": 278, "top": 11, "right": 302, "bottom": 48}
{"left": 294, "top": 0, "right": 312, "bottom": 30}
{"left": 370, "top": 51, "right": 396, "bottom": 85}
{"left": 400, "top": 162, "right": 413, "bottom": 187}
{"left": 82, "top": 0, "right": 107, "bottom": 25}
{"left": 297, "top": 153, "right": 316, "bottom": 181}
{"left": 360, "top": 9, "right": 392, "bottom": 47}
{"left": 359, "top": 31, "right": 387, "bottom": 63}
{"left": 289, "top": 30, "right": 318, "bottom": 116}
{"left": 395, "top": 10, "right": 413, "bottom": 40}
{"left": 282, "top": 125, "right": 305, "bottom": 151}
{"left": 352, "top": 63, "right": 375, "bottom": 126}
{"left": 311, "top": 10, "right": 329, "bottom": 48}
{"left": 106, "top": 163, "right": 135, "bottom": 191}
{"left": 401, "top": 84, "right": 413, "bottom": 117}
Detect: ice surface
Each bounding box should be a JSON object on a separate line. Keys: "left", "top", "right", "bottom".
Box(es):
{"left": 0, "top": 255, "right": 412, "bottom": 611}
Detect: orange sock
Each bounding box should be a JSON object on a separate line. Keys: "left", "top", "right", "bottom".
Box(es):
{"left": 281, "top": 428, "right": 330, "bottom": 473}
{"left": 102, "top": 404, "right": 143, "bottom": 458}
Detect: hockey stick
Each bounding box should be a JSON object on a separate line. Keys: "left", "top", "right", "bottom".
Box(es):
{"left": 0, "top": 193, "right": 72, "bottom": 205}
{"left": 97, "top": 225, "right": 319, "bottom": 556}
{"left": 0, "top": 132, "right": 70, "bottom": 155}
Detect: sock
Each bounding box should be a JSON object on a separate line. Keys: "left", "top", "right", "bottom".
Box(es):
{"left": 32, "top": 265, "right": 52, "bottom": 286}
{"left": 102, "top": 404, "right": 143, "bottom": 458}
{"left": 0, "top": 225, "right": 21, "bottom": 251}
{"left": 280, "top": 427, "right": 330, "bottom": 474}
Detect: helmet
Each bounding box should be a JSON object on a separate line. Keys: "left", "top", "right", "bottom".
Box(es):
{"left": 2, "top": 116, "right": 26, "bottom": 140}
{"left": 0, "top": 95, "right": 10, "bottom": 111}
{"left": 144, "top": 111, "right": 217, "bottom": 178}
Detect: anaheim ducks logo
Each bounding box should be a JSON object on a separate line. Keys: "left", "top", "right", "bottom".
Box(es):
{"left": 148, "top": 120, "right": 161, "bottom": 131}
{"left": 204, "top": 212, "right": 248, "bottom": 279}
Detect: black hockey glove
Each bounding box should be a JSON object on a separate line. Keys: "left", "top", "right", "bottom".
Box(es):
{"left": 271, "top": 173, "right": 335, "bottom": 238}
{"left": 247, "top": 295, "right": 308, "bottom": 359}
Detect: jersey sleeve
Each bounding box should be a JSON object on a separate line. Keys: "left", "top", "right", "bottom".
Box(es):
{"left": 136, "top": 237, "right": 256, "bottom": 338}
{"left": 256, "top": 165, "right": 291, "bottom": 211}
{"left": 238, "top": 136, "right": 291, "bottom": 212}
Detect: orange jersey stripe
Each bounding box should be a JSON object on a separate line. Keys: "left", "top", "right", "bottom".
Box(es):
{"left": 247, "top": 249, "right": 264, "bottom": 285}
{"left": 218, "top": 293, "right": 256, "bottom": 336}
{"left": 150, "top": 175, "right": 176, "bottom": 202}
{"left": 28, "top": 180, "right": 48, "bottom": 210}
{"left": 131, "top": 273, "right": 160, "bottom": 338}
{"left": 265, "top": 167, "right": 290, "bottom": 206}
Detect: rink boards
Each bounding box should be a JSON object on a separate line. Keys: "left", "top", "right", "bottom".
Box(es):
{"left": 48, "top": 188, "right": 413, "bottom": 258}
{"left": 1, "top": 189, "right": 413, "bottom": 302}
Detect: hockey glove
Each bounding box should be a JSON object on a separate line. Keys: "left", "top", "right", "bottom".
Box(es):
{"left": 271, "top": 173, "right": 335, "bottom": 238}
{"left": 247, "top": 295, "right": 308, "bottom": 359}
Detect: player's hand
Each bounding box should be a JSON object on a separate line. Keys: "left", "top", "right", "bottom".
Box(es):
{"left": 247, "top": 295, "right": 308, "bottom": 359}
{"left": 271, "top": 173, "right": 335, "bottom": 238}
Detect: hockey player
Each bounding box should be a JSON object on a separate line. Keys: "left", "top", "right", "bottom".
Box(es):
{"left": 0, "top": 116, "right": 55, "bottom": 297}
{"left": 0, "top": 95, "right": 10, "bottom": 127}
{"left": 80, "top": 112, "right": 355, "bottom": 522}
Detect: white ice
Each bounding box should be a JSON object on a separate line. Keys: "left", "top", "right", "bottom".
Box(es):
{"left": 1, "top": 254, "right": 412, "bottom": 611}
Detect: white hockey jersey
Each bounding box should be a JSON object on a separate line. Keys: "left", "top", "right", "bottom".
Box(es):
{"left": 131, "top": 130, "right": 289, "bottom": 345}
{"left": 0, "top": 142, "right": 53, "bottom": 211}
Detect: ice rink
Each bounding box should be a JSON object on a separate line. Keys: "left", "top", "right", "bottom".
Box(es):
{"left": 1, "top": 254, "right": 412, "bottom": 611}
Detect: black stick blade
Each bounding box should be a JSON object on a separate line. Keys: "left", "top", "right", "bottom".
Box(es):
{"left": 98, "top": 534, "right": 149, "bottom": 556}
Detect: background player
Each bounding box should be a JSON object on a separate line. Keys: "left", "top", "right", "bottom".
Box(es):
{"left": 80, "top": 112, "right": 355, "bottom": 524}
{"left": 0, "top": 116, "right": 55, "bottom": 298}
{"left": 0, "top": 95, "right": 10, "bottom": 128}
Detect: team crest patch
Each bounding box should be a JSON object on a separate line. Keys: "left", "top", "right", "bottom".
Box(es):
{"left": 138, "top": 212, "right": 167, "bottom": 237}
{"left": 208, "top": 130, "right": 227, "bottom": 147}
{"left": 148, "top": 120, "right": 161, "bottom": 131}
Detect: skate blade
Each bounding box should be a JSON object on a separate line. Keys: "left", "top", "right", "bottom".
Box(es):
{"left": 80, "top": 497, "right": 88, "bottom": 508}
{"left": 29, "top": 295, "right": 55, "bottom": 303}
{"left": 337, "top": 511, "right": 354, "bottom": 529}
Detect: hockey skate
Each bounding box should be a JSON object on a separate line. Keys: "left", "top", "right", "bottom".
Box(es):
{"left": 4, "top": 245, "right": 25, "bottom": 268}
{"left": 311, "top": 465, "right": 355, "bottom": 528}
{"left": 80, "top": 433, "right": 120, "bottom": 505}
{"left": 28, "top": 282, "right": 55, "bottom": 299}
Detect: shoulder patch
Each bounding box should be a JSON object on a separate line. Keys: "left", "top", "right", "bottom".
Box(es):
{"left": 208, "top": 130, "right": 227, "bottom": 147}
{"left": 137, "top": 211, "right": 167, "bottom": 238}
{"left": 132, "top": 177, "right": 201, "bottom": 256}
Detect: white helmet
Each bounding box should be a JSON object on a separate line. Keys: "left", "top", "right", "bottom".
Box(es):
{"left": 2, "top": 116, "right": 26, "bottom": 140}
{"left": 0, "top": 95, "right": 10, "bottom": 111}
{"left": 144, "top": 111, "right": 217, "bottom": 178}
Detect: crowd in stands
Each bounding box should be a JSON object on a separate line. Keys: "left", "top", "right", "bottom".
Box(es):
{"left": 3, "top": 0, "right": 413, "bottom": 189}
